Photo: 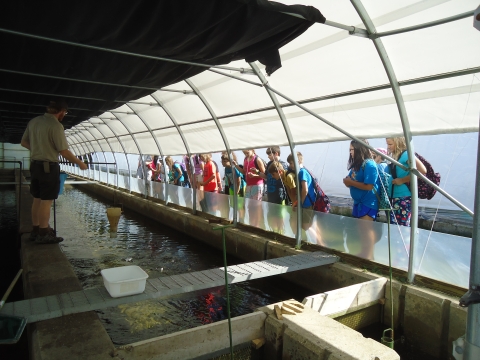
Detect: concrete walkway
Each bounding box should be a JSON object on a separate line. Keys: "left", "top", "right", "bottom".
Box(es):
{"left": 16, "top": 171, "right": 118, "bottom": 360}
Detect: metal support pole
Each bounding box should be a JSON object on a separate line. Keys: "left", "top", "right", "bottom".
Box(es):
{"left": 110, "top": 115, "right": 147, "bottom": 196}
{"left": 185, "top": 79, "right": 238, "bottom": 224}
{"left": 212, "top": 224, "right": 236, "bottom": 360}
{"left": 124, "top": 104, "right": 167, "bottom": 199}
{"left": 150, "top": 94, "right": 196, "bottom": 213}
{"left": 91, "top": 117, "right": 133, "bottom": 192}
{"left": 461, "top": 128, "right": 480, "bottom": 360}
{"left": 86, "top": 119, "right": 122, "bottom": 189}
{"left": 249, "top": 63, "right": 303, "bottom": 245}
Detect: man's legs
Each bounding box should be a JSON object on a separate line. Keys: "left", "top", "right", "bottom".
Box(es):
{"left": 32, "top": 198, "right": 53, "bottom": 228}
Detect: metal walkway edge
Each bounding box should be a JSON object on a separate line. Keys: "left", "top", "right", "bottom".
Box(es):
{"left": 0, "top": 251, "right": 338, "bottom": 324}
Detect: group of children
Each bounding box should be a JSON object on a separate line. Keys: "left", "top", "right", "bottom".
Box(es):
{"left": 344, "top": 137, "right": 426, "bottom": 227}
{"left": 142, "top": 137, "right": 424, "bottom": 229}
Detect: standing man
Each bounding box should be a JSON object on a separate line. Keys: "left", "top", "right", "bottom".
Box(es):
{"left": 21, "top": 100, "right": 88, "bottom": 244}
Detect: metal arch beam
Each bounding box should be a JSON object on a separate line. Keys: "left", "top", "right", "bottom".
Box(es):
{"left": 88, "top": 118, "right": 131, "bottom": 190}
{"left": 149, "top": 93, "right": 196, "bottom": 213}
{"left": 255, "top": 86, "right": 474, "bottom": 217}
{"left": 123, "top": 103, "right": 168, "bottom": 201}
{"left": 65, "top": 137, "right": 84, "bottom": 177}
{"left": 185, "top": 79, "right": 239, "bottom": 224}
{"left": 351, "top": 0, "right": 419, "bottom": 285}
{"left": 67, "top": 132, "right": 94, "bottom": 179}
{"left": 75, "top": 124, "right": 111, "bottom": 184}
{"left": 87, "top": 117, "right": 133, "bottom": 191}
{"left": 83, "top": 121, "right": 119, "bottom": 187}
{"left": 0, "top": 28, "right": 256, "bottom": 75}
{"left": 249, "top": 62, "right": 303, "bottom": 245}
{"left": 373, "top": 10, "right": 475, "bottom": 38}
{"left": 108, "top": 114, "right": 148, "bottom": 197}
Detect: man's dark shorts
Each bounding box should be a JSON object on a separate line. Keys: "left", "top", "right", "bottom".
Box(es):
{"left": 30, "top": 161, "right": 60, "bottom": 200}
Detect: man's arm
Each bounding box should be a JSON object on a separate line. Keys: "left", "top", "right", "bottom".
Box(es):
{"left": 59, "top": 149, "right": 88, "bottom": 170}
{"left": 20, "top": 139, "right": 30, "bottom": 150}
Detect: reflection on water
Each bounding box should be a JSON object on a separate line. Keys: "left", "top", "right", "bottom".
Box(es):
{"left": 54, "top": 188, "right": 311, "bottom": 345}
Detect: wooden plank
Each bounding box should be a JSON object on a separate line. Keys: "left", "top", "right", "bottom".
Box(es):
{"left": 181, "top": 272, "right": 207, "bottom": 286}
{"left": 274, "top": 305, "right": 283, "bottom": 320}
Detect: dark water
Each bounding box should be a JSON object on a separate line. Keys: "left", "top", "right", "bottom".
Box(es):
{"left": 55, "top": 187, "right": 312, "bottom": 345}
{"left": 0, "top": 189, "right": 28, "bottom": 360}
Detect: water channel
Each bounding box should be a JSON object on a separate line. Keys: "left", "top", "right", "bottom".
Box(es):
{"left": 53, "top": 186, "right": 312, "bottom": 345}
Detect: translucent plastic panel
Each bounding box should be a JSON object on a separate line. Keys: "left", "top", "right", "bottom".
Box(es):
{"left": 181, "top": 121, "right": 226, "bottom": 154}
{"left": 166, "top": 184, "right": 194, "bottom": 209}
{"left": 285, "top": 89, "right": 404, "bottom": 143}
{"left": 279, "top": 0, "right": 364, "bottom": 43}
{"left": 233, "top": 198, "right": 470, "bottom": 287}
{"left": 415, "top": 231, "right": 470, "bottom": 288}
{"left": 86, "top": 142, "right": 102, "bottom": 153}
{"left": 117, "top": 135, "right": 141, "bottom": 154}
{"left": 118, "top": 174, "right": 129, "bottom": 191}
{"left": 90, "top": 121, "right": 116, "bottom": 138}
{"left": 102, "top": 119, "right": 130, "bottom": 136}
{"left": 131, "top": 177, "right": 145, "bottom": 195}
{"left": 271, "top": 35, "right": 389, "bottom": 101}
{"left": 151, "top": 91, "right": 211, "bottom": 124}
{"left": 370, "top": 0, "right": 479, "bottom": 33}
{"left": 189, "top": 71, "right": 271, "bottom": 117}
{"left": 86, "top": 127, "right": 106, "bottom": 140}
{"left": 76, "top": 130, "right": 95, "bottom": 141}
{"left": 114, "top": 114, "right": 147, "bottom": 133}
{"left": 96, "top": 139, "right": 111, "bottom": 153}
{"left": 152, "top": 129, "right": 187, "bottom": 156}
{"left": 132, "top": 132, "right": 162, "bottom": 156}
{"left": 196, "top": 190, "right": 231, "bottom": 219}
{"left": 99, "top": 169, "right": 107, "bottom": 184}
{"left": 219, "top": 110, "right": 289, "bottom": 151}
{"left": 382, "top": 19, "right": 480, "bottom": 81}
{"left": 402, "top": 74, "right": 480, "bottom": 134}
{"left": 129, "top": 103, "right": 173, "bottom": 130}
{"left": 105, "top": 137, "right": 125, "bottom": 154}
{"left": 150, "top": 181, "right": 166, "bottom": 201}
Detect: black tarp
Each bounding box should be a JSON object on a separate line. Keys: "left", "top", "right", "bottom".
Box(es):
{"left": 0, "top": 0, "right": 324, "bottom": 143}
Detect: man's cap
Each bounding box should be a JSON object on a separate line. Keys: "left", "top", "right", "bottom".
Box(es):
{"left": 375, "top": 147, "right": 388, "bottom": 155}
{"left": 48, "top": 99, "right": 69, "bottom": 111}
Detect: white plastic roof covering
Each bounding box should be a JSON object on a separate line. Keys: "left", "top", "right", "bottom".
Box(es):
{"left": 65, "top": 0, "right": 480, "bottom": 156}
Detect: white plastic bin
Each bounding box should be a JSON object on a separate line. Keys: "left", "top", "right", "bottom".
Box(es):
{"left": 101, "top": 265, "right": 149, "bottom": 298}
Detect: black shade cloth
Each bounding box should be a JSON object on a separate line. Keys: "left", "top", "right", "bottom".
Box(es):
{"left": 0, "top": 0, "right": 324, "bottom": 144}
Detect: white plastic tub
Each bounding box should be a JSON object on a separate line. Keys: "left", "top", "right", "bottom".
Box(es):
{"left": 101, "top": 265, "right": 149, "bottom": 298}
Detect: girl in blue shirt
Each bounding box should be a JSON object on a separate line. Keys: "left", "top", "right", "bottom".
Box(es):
{"left": 386, "top": 137, "right": 426, "bottom": 227}
{"left": 343, "top": 140, "right": 379, "bottom": 221}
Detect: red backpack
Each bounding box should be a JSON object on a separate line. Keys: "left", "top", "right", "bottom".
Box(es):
{"left": 303, "top": 168, "right": 330, "bottom": 213}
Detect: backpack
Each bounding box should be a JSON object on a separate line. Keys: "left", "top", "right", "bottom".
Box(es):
{"left": 174, "top": 161, "right": 188, "bottom": 180}
{"left": 303, "top": 168, "right": 330, "bottom": 213}
{"left": 253, "top": 155, "right": 268, "bottom": 175}
{"left": 390, "top": 151, "right": 440, "bottom": 200}
{"left": 362, "top": 160, "right": 391, "bottom": 210}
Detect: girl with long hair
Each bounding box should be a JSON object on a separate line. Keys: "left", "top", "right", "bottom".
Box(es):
{"left": 386, "top": 137, "right": 426, "bottom": 226}
{"left": 343, "top": 140, "right": 379, "bottom": 220}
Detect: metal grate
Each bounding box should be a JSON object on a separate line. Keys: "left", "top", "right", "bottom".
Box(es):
{"left": 335, "top": 304, "right": 381, "bottom": 330}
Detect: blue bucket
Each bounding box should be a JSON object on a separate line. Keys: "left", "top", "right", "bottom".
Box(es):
{"left": 58, "top": 172, "right": 68, "bottom": 195}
